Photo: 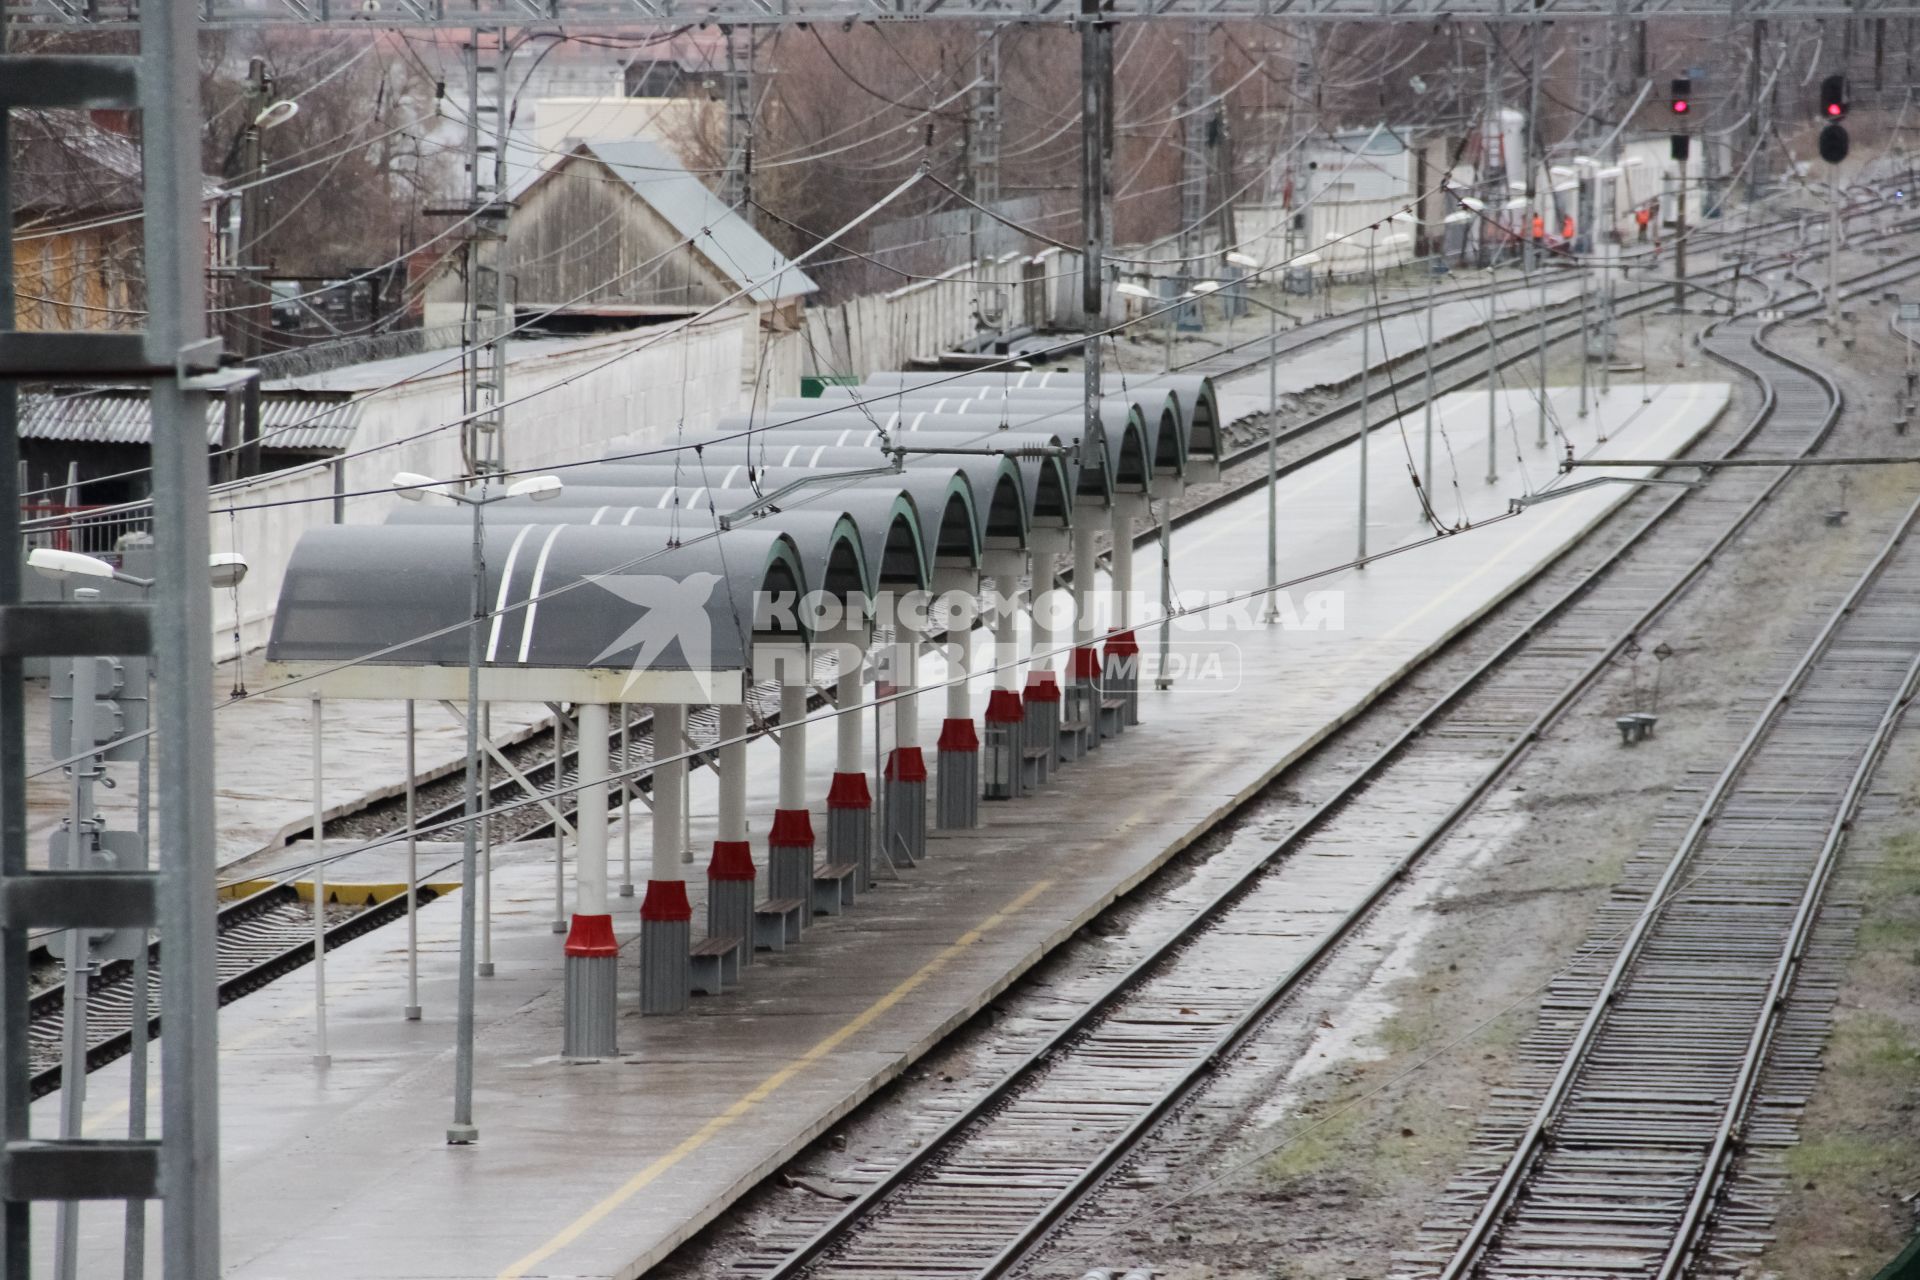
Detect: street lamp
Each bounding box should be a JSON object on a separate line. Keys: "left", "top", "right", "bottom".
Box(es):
{"left": 393, "top": 468, "right": 562, "bottom": 1144}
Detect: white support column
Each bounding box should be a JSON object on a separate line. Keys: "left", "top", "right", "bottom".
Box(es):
{"left": 563, "top": 703, "right": 616, "bottom": 1056}
{"left": 827, "top": 628, "right": 872, "bottom": 888}
{"left": 1066, "top": 513, "right": 1102, "bottom": 756}
{"left": 309, "top": 698, "right": 329, "bottom": 1069}
{"left": 885, "top": 626, "right": 927, "bottom": 863}
{"left": 769, "top": 663, "right": 816, "bottom": 925}
{"left": 982, "top": 550, "right": 1028, "bottom": 798}
{"left": 1023, "top": 528, "right": 1067, "bottom": 771}
{"left": 933, "top": 568, "right": 980, "bottom": 830}
{"left": 707, "top": 701, "right": 755, "bottom": 965}
{"left": 639, "top": 702, "right": 690, "bottom": 1015}
{"left": 1106, "top": 494, "right": 1144, "bottom": 729}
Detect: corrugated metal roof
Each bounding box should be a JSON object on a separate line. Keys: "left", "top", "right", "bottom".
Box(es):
{"left": 19, "top": 389, "right": 360, "bottom": 452}
{"left": 578, "top": 138, "right": 818, "bottom": 302}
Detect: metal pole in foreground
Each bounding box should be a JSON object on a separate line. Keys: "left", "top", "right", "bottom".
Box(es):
{"left": 1578, "top": 271, "right": 1591, "bottom": 419}
{"left": 479, "top": 704, "right": 494, "bottom": 977}
{"left": 552, "top": 711, "right": 566, "bottom": 933}
{"left": 450, "top": 489, "right": 485, "bottom": 1144}
{"left": 1828, "top": 177, "right": 1841, "bottom": 325}
{"left": 618, "top": 712, "right": 633, "bottom": 897}
{"left": 310, "top": 698, "right": 330, "bottom": 1067}
{"left": 124, "top": 748, "right": 152, "bottom": 1280}
{"left": 1485, "top": 273, "right": 1500, "bottom": 484}
{"left": 1155, "top": 498, "right": 1173, "bottom": 690}
{"left": 404, "top": 699, "right": 421, "bottom": 1021}
{"left": 1261, "top": 300, "right": 1280, "bottom": 623}
{"left": 1357, "top": 258, "right": 1373, "bottom": 565}
{"left": 1423, "top": 270, "right": 1437, "bottom": 493}
{"left": 54, "top": 648, "right": 98, "bottom": 1280}
{"left": 146, "top": 0, "right": 225, "bottom": 1263}
{"left": 1535, "top": 272, "right": 1549, "bottom": 447}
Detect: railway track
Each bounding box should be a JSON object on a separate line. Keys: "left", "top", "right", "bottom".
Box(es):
{"left": 668, "top": 236, "right": 1915, "bottom": 1279}
{"left": 24, "top": 881, "right": 428, "bottom": 1100}
{"left": 1402, "top": 501, "right": 1920, "bottom": 1280}
{"left": 27, "top": 202, "right": 1911, "bottom": 1105}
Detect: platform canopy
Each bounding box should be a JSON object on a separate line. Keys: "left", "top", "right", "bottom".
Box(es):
{"left": 266, "top": 370, "right": 1218, "bottom": 701}
{"left": 266, "top": 523, "right": 806, "bottom": 704}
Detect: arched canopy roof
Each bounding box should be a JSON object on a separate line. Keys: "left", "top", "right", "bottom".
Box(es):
{"left": 388, "top": 486, "right": 874, "bottom": 607}
{"left": 265, "top": 523, "right": 806, "bottom": 701}
{"left": 785, "top": 488, "right": 928, "bottom": 593}
{"left": 847, "top": 371, "right": 1221, "bottom": 477}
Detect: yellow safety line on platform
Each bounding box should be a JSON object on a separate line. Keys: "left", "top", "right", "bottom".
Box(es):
{"left": 498, "top": 877, "right": 1056, "bottom": 1280}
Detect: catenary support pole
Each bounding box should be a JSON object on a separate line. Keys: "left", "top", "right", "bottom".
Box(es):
{"left": 145, "top": 0, "right": 226, "bottom": 1261}
{"left": 551, "top": 711, "right": 566, "bottom": 933}
{"left": 53, "top": 649, "right": 98, "bottom": 1280}
{"left": 1358, "top": 291, "right": 1372, "bottom": 564}
{"left": 404, "top": 699, "right": 420, "bottom": 1020}
{"left": 310, "top": 699, "right": 330, "bottom": 1068}
{"left": 1485, "top": 280, "right": 1501, "bottom": 484}
{"left": 618, "top": 711, "right": 633, "bottom": 897}
{"left": 1262, "top": 300, "right": 1281, "bottom": 623}
{"left": 1423, "top": 269, "right": 1437, "bottom": 495}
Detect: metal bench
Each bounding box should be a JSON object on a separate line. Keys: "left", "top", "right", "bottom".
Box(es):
{"left": 1020, "top": 745, "right": 1051, "bottom": 788}
{"left": 753, "top": 898, "right": 806, "bottom": 951}
{"left": 1057, "top": 717, "right": 1091, "bottom": 762}
{"left": 689, "top": 936, "right": 742, "bottom": 995}
{"left": 811, "top": 862, "right": 858, "bottom": 916}
{"left": 1097, "top": 696, "right": 1128, "bottom": 740}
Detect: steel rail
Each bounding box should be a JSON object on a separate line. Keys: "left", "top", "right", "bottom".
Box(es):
{"left": 1429, "top": 307, "right": 1912, "bottom": 1280}
{"left": 1659, "top": 645, "right": 1920, "bottom": 1280}
{"left": 752, "top": 237, "right": 1914, "bottom": 1280}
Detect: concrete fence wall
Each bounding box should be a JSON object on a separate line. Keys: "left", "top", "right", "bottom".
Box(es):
{"left": 211, "top": 311, "right": 749, "bottom": 656}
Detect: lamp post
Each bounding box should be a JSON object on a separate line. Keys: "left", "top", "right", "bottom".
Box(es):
{"left": 392, "top": 469, "right": 563, "bottom": 1144}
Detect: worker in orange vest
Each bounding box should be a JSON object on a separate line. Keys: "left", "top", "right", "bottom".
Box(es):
{"left": 1635, "top": 205, "right": 1652, "bottom": 242}
{"left": 1531, "top": 213, "right": 1545, "bottom": 242}
{"left": 1560, "top": 213, "right": 1576, "bottom": 243}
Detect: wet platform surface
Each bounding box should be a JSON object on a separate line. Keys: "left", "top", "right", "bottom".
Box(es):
{"left": 33, "top": 381, "right": 1727, "bottom": 1279}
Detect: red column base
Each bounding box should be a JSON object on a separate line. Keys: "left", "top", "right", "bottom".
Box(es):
{"left": 1071, "top": 645, "right": 1102, "bottom": 680}
{"left": 1023, "top": 670, "right": 1062, "bottom": 703}
{"left": 564, "top": 913, "right": 619, "bottom": 957}
{"left": 709, "top": 839, "right": 756, "bottom": 882}
{"left": 769, "top": 807, "right": 815, "bottom": 848}
{"left": 638, "top": 880, "right": 691, "bottom": 923}
{"left": 938, "top": 717, "right": 980, "bottom": 751}
{"left": 827, "top": 770, "right": 871, "bottom": 809}
{"left": 885, "top": 746, "right": 927, "bottom": 782}
{"left": 1103, "top": 630, "right": 1139, "bottom": 657}
{"left": 985, "top": 688, "right": 1025, "bottom": 723}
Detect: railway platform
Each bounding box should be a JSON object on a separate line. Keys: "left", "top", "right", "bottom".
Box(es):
{"left": 33, "top": 381, "right": 1727, "bottom": 1279}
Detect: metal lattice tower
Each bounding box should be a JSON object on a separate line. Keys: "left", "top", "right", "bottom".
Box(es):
{"left": 0, "top": 8, "right": 225, "bottom": 1277}
{"left": 722, "top": 25, "right": 754, "bottom": 211}
{"left": 967, "top": 26, "right": 1002, "bottom": 241}
{"left": 1179, "top": 23, "right": 1213, "bottom": 276}
{"left": 462, "top": 31, "right": 512, "bottom": 479}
